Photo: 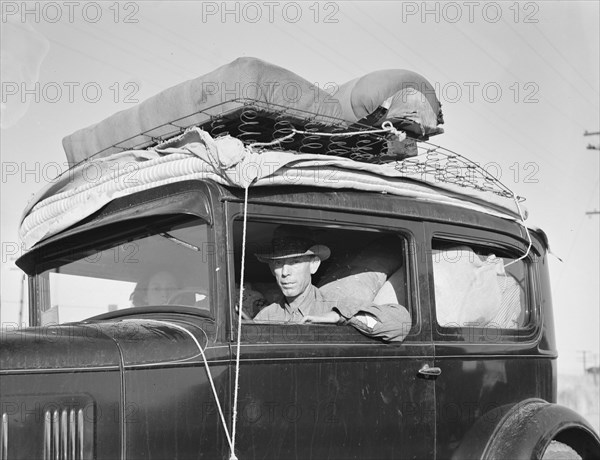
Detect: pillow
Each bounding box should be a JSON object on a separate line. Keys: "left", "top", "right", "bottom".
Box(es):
{"left": 336, "top": 68, "right": 444, "bottom": 138}
{"left": 318, "top": 236, "right": 403, "bottom": 302}
{"left": 432, "top": 246, "right": 503, "bottom": 327}
{"left": 373, "top": 266, "right": 407, "bottom": 306}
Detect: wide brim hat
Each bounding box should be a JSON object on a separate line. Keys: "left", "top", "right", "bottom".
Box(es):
{"left": 255, "top": 225, "right": 330, "bottom": 263}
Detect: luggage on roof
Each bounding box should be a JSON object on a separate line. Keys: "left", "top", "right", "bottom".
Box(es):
{"left": 62, "top": 57, "right": 443, "bottom": 164}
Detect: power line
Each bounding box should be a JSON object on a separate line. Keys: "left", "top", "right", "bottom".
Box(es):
{"left": 350, "top": 3, "right": 568, "bottom": 169}
{"left": 533, "top": 24, "right": 599, "bottom": 96}
{"left": 45, "top": 37, "right": 165, "bottom": 93}
{"left": 557, "top": 177, "right": 599, "bottom": 284}
{"left": 502, "top": 18, "right": 598, "bottom": 112}
{"left": 65, "top": 21, "right": 196, "bottom": 83}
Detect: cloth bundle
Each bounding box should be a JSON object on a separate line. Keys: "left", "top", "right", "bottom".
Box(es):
{"left": 62, "top": 57, "right": 443, "bottom": 165}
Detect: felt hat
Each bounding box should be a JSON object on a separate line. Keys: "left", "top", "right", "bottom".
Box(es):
{"left": 255, "top": 225, "right": 330, "bottom": 263}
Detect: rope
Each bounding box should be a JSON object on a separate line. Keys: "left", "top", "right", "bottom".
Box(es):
{"left": 129, "top": 319, "right": 233, "bottom": 451}
{"left": 248, "top": 121, "right": 404, "bottom": 149}
{"left": 504, "top": 193, "right": 533, "bottom": 268}
{"left": 229, "top": 185, "right": 251, "bottom": 460}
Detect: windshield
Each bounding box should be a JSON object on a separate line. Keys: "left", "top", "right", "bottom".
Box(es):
{"left": 37, "top": 218, "right": 212, "bottom": 325}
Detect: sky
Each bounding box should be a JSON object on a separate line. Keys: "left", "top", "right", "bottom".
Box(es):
{"left": 1, "top": 1, "right": 599, "bottom": 375}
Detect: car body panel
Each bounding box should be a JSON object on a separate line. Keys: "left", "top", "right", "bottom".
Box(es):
{"left": 3, "top": 179, "right": 597, "bottom": 459}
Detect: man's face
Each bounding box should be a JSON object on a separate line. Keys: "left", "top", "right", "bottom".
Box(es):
{"left": 269, "top": 255, "right": 321, "bottom": 300}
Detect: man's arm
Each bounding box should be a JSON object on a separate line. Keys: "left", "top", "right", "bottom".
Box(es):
{"left": 300, "top": 311, "right": 341, "bottom": 324}
{"left": 301, "top": 298, "right": 412, "bottom": 342}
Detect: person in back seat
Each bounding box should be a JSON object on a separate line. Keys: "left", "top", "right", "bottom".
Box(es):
{"left": 131, "top": 270, "right": 179, "bottom": 307}
{"left": 253, "top": 225, "right": 411, "bottom": 342}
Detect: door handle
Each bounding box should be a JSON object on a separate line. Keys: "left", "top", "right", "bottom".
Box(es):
{"left": 418, "top": 364, "right": 442, "bottom": 376}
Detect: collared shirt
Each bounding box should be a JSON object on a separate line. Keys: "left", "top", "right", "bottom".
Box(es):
{"left": 253, "top": 284, "right": 336, "bottom": 322}
{"left": 253, "top": 284, "right": 412, "bottom": 342}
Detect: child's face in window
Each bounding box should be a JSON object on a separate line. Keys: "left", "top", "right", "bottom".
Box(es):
{"left": 146, "top": 271, "right": 178, "bottom": 305}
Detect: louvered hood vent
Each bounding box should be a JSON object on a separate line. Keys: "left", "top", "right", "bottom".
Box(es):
{"left": 43, "top": 408, "right": 89, "bottom": 460}
{"left": 1, "top": 397, "right": 95, "bottom": 460}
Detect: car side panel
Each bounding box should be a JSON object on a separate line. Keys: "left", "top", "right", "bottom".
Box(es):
{"left": 233, "top": 340, "right": 435, "bottom": 460}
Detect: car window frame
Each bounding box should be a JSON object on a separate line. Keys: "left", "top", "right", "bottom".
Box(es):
{"left": 426, "top": 222, "right": 542, "bottom": 343}
{"left": 224, "top": 201, "right": 430, "bottom": 345}
{"left": 31, "top": 214, "right": 219, "bottom": 325}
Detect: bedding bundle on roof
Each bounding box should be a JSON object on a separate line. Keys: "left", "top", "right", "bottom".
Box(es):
{"left": 20, "top": 127, "right": 524, "bottom": 249}
{"left": 20, "top": 57, "right": 528, "bottom": 249}
{"left": 61, "top": 57, "right": 444, "bottom": 164}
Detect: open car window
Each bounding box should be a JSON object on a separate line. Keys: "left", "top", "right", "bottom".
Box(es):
{"left": 37, "top": 217, "right": 212, "bottom": 325}
{"left": 232, "top": 220, "right": 412, "bottom": 342}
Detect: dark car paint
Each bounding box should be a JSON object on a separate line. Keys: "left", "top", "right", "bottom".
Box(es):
{"left": 1, "top": 317, "right": 229, "bottom": 459}
{"left": 3, "top": 180, "right": 599, "bottom": 459}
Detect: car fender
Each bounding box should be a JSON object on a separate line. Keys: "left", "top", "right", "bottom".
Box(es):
{"left": 452, "top": 398, "right": 600, "bottom": 460}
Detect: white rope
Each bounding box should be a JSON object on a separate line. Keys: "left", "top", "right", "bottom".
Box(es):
{"left": 128, "top": 319, "right": 234, "bottom": 451}
{"left": 248, "top": 121, "right": 404, "bottom": 149}
{"left": 504, "top": 193, "right": 533, "bottom": 268}
{"left": 229, "top": 185, "right": 250, "bottom": 460}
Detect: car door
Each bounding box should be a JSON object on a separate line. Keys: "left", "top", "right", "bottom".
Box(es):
{"left": 425, "top": 223, "right": 548, "bottom": 459}
{"left": 225, "top": 202, "right": 435, "bottom": 460}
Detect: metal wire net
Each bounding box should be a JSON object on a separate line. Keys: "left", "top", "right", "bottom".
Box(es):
{"left": 94, "top": 98, "right": 519, "bottom": 201}
{"left": 392, "top": 143, "right": 520, "bottom": 200}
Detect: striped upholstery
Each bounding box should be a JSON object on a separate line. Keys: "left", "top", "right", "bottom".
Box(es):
{"left": 490, "top": 273, "right": 524, "bottom": 329}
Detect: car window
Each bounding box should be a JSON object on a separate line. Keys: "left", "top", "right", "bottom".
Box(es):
{"left": 431, "top": 240, "right": 531, "bottom": 331}
{"left": 37, "top": 217, "right": 212, "bottom": 324}
{"left": 232, "top": 220, "right": 412, "bottom": 342}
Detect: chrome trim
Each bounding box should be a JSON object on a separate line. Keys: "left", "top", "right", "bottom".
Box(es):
{"left": 52, "top": 410, "right": 58, "bottom": 460}
{"left": 43, "top": 407, "right": 86, "bottom": 460}
{"left": 0, "top": 365, "right": 121, "bottom": 375}
{"left": 60, "top": 409, "right": 67, "bottom": 459}
{"left": 1, "top": 412, "right": 7, "bottom": 460}
{"left": 69, "top": 409, "right": 76, "bottom": 460}
{"left": 44, "top": 411, "right": 51, "bottom": 460}
{"left": 418, "top": 364, "right": 442, "bottom": 376}
{"left": 78, "top": 409, "right": 84, "bottom": 460}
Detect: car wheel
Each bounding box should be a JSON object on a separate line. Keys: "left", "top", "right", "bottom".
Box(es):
{"left": 542, "top": 440, "right": 582, "bottom": 460}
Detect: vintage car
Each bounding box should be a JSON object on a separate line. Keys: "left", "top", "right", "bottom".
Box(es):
{"left": 2, "top": 58, "right": 599, "bottom": 459}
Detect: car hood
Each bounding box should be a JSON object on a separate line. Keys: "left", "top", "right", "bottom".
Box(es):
{"left": 0, "top": 318, "right": 211, "bottom": 371}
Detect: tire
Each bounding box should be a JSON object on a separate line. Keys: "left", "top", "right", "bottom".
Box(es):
{"left": 542, "top": 440, "right": 582, "bottom": 460}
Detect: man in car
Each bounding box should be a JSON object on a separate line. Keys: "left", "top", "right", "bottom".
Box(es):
{"left": 253, "top": 225, "right": 411, "bottom": 342}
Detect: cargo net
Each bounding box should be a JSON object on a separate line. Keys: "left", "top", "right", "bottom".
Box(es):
{"left": 99, "top": 98, "right": 520, "bottom": 201}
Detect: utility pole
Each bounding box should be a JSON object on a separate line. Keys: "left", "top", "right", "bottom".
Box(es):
{"left": 584, "top": 131, "right": 599, "bottom": 215}
{"left": 578, "top": 350, "right": 588, "bottom": 375}
{"left": 584, "top": 130, "right": 600, "bottom": 150}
